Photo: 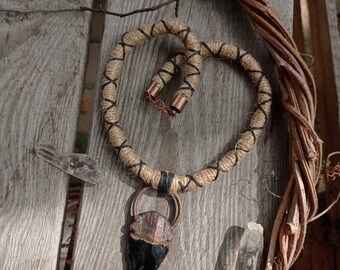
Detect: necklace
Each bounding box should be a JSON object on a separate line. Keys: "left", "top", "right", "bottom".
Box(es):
{"left": 101, "top": 19, "right": 271, "bottom": 269}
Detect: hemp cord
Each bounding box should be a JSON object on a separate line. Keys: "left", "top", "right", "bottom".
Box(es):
{"left": 237, "top": 1, "right": 323, "bottom": 269}
{"left": 102, "top": 19, "right": 272, "bottom": 194}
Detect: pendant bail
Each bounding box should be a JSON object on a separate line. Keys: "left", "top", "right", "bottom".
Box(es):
{"left": 130, "top": 187, "right": 182, "bottom": 227}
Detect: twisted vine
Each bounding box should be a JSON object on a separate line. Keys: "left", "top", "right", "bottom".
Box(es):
{"left": 237, "top": 1, "right": 323, "bottom": 269}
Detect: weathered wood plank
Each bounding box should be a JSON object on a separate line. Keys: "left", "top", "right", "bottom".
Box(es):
{"left": 326, "top": 0, "right": 340, "bottom": 123}
{"left": 73, "top": 1, "right": 292, "bottom": 269}
{"left": 0, "top": 1, "right": 92, "bottom": 269}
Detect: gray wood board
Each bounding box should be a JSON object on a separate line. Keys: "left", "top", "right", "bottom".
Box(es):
{"left": 0, "top": 1, "right": 92, "bottom": 269}
{"left": 73, "top": 1, "right": 292, "bottom": 269}
{"left": 325, "top": 0, "right": 340, "bottom": 121}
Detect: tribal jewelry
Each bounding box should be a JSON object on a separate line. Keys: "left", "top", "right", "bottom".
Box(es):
{"left": 101, "top": 19, "right": 272, "bottom": 269}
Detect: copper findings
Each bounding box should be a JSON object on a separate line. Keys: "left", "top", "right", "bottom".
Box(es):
{"left": 144, "top": 82, "right": 188, "bottom": 115}
{"left": 170, "top": 94, "right": 188, "bottom": 113}
{"left": 145, "top": 81, "right": 161, "bottom": 99}
{"left": 128, "top": 187, "right": 182, "bottom": 269}
{"left": 145, "top": 88, "right": 176, "bottom": 117}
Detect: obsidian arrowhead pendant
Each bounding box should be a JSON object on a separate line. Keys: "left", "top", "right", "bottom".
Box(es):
{"left": 128, "top": 187, "right": 182, "bottom": 270}
{"left": 129, "top": 211, "right": 171, "bottom": 269}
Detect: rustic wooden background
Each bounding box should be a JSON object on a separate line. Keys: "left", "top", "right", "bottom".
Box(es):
{"left": 0, "top": 0, "right": 299, "bottom": 269}
{"left": 0, "top": 0, "right": 92, "bottom": 269}
{"left": 73, "top": 1, "right": 292, "bottom": 269}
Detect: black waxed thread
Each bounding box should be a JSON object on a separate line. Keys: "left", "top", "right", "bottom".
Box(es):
{"left": 179, "top": 55, "right": 201, "bottom": 93}
{"left": 108, "top": 57, "right": 124, "bottom": 62}
{"left": 246, "top": 127, "right": 257, "bottom": 144}
{"left": 137, "top": 161, "right": 145, "bottom": 177}
{"left": 188, "top": 48, "right": 201, "bottom": 54}
{"left": 105, "top": 120, "right": 121, "bottom": 132}
{"left": 186, "top": 174, "right": 203, "bottom": 188}
{"left": 138, "top": 28, "right": 150, "bottom": 38}
{"left": 158, "top": 171, "right": 174, "bottom": 193}
{"left": 252, "top": 126, "right": 265, "bottom": 131}
{"left": 180, "top": 177, "right": 191, "bottom": 191}
{"left": 233, "top": 150, "right": 239, "bottom": 166}
{"left": 180, "top": 78, "right": 195, "bottom": 92}
{"left": 159, "top": 68, "right": 176, "bottom": 77}
{"left": 178, "top": 182, "right": 186, "bottom": 191}
{"left": 182, "top": 27, "right": 191, "bottom": 44}
{"left": 160, "top": 20, "right": 171, "bottom": 34}
{"left": 102, "top": 81, "right": 112, "bottom": 90}
{"left": 258, "top": 91, "right": 273, "bottom": 98}
{"left": 150, "top": 23, "right": 157, "bottom": 37}
{"left": 157, "top": 70, "right": 166, "bottom": 85}
{"left": 169, "top": 55, "right": 183, "bottom": 72}
{"left": 236, "top": 146, "right": 251, "bottom": 152}
{"left": 236, "top": 47, "right": 240, "bottom": 61}
{"left": 255, "top": 98, "right": 272, "bottom": 123}
{"left": 200, "top": 42, "right": 228, "bottom": 58}
{"left": 187, "top": 62, "right": 200, "bottom": 73}
{"left": 176, "top": 27, "right": 189, "bottom": 35}
{"left": 127, "top": 160, "right": 145, "bottom": 178}
{"left": 200, "top": 41, "right": 216, "bottom": 57}
{"left": 216, "top": 43, "right": 226, "bottom": 57}
{"left": 117, "top": 33, "right": 135, "bottom": 62}
{"left": 187, "top": 52, "right": 197, "bottom": 60}
{"left": 103, "top": 72, "right": 117, "bottom": 88}
{"left": 104, "top": 98, "right": 116, "bottom": 114}
{"left": 118, "top": 31, "right": 137, "bottom": 60}
{"left": 120, "top": 32, "right": 135, "bottom": 48}
{"left": 245, "top": 70, "right": 271, "bottom": 97}
{"left": 186, "top": 72, "right": 201, "bottom": 77}
{"left": 258, "top": 98, "right": 272, "bottom": 106}
{"left": 120, "top": 43, "right": 126, "bottom": 59}
{"left": 207, "top": 161, "right": 221, "bottom": 181}
{"left": 246, "top": 69, "right": 263, "bottom": 73}
{"left": 238, "top": 52, "right": 249, "bottom": 61}
{"left": 178, "top": 86, "right": 194, "bottom": 92}
{"left": 234, "top": 47, "right": 250, "bottom": 63}
{"left": 256, "top": 106, "right": 268, "bottom": 123}
{"left": 114, "top": 140, "right": 131, "bottom": 155}
{"left": 255, "top": 74, "right": 265, "bottom": 90}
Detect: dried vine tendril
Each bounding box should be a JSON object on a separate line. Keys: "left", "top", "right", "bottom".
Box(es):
{"left": 237, "top": 1, "right": 323, "bottom": 269}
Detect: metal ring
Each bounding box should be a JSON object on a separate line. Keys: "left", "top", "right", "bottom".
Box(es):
{"left": 130, "top": 187, "right": 183, "bottom": 228}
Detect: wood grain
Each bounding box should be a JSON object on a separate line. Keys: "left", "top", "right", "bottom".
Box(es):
{"left": 0, "top": 1, "right": 92, "bottom": 269}
{"left": 73, "top": 1, "right": 293, "bottom": 269}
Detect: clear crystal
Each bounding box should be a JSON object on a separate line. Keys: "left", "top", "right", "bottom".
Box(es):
{"left": 35, "top": 144, "right": 102, "bottom": 184}
{"left": 235, "top": 222, "right": 264, "bottom": 270}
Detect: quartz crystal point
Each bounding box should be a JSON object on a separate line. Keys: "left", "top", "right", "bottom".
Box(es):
{"left": 235, "top": 222, "right": 264, "bottom": 270}
{"left": 35, "top": 144, "right": 102, "bottom": 184}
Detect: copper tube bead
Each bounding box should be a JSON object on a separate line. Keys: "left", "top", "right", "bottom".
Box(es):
{"left": 145, "top": 81, "right": 161, "bottom": 99}
{"left": 170, "top": 94, "right": 188, "bottom": 113}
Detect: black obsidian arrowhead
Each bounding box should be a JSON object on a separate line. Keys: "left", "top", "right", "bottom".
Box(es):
{"left": 128, "top": 237, "right": 169, "bottom": 270}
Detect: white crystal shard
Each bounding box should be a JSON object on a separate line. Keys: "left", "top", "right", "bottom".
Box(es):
{"left": 35, "top": 144, "right": 102, "bottom": 184}
{"left": 218, "top": 223, "right": 264, "bottom": 270}
{"left": 235, "top": 222, "right": 264, "bottom": 270}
